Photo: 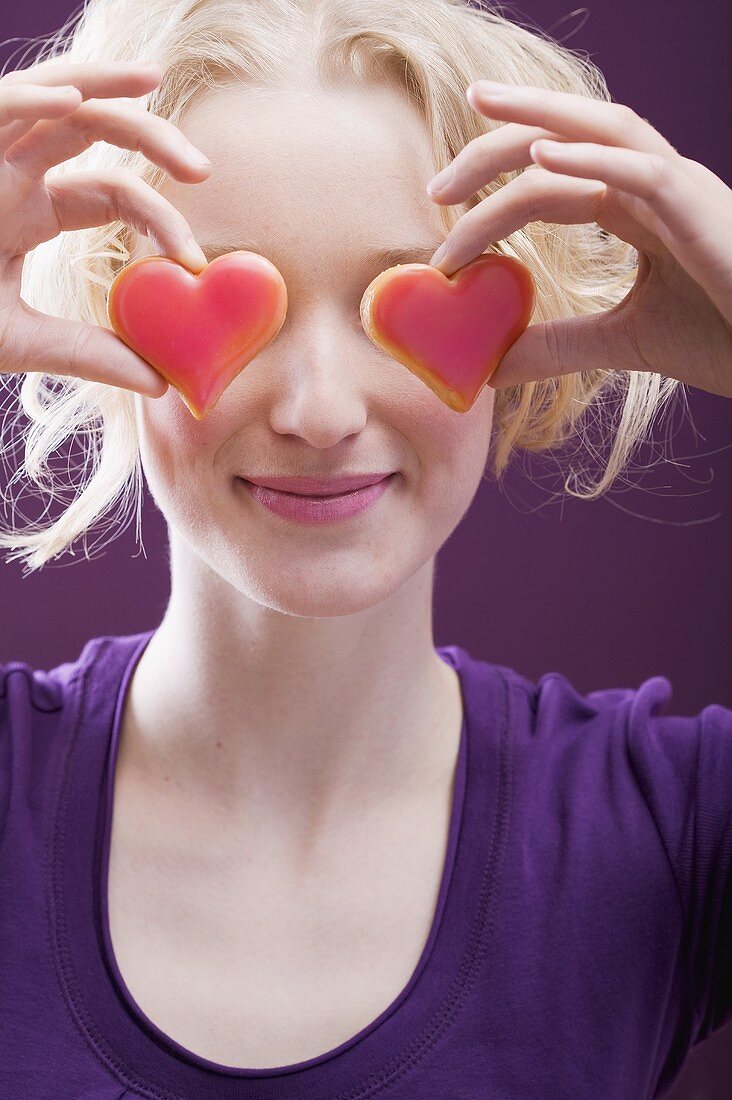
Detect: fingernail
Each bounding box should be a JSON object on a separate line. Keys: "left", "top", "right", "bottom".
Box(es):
{"left": 184, "top": 238, "right": 207, "bottom": 271}
{"left": 426, "top": 164, "right": 455, "bottom": 195}
{"left": 532, "top": 139, "right": 565, "bottom": 156}
{"left": 472, "top": 80, "right": 509, "bottom": 96}
{"left": 187, "top": 146, "right": 212, "bottom": 166}
{"left": 429, "top": 242, "right": 449, "bottom": 267}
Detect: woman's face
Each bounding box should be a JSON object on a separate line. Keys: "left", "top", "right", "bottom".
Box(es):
{"left": 132, "top": 79, "right": 495, "bottom": 617}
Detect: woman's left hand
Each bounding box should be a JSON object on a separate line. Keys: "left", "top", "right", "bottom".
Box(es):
{"left": 426, "top": 80, "right": 732, "bottom": 398}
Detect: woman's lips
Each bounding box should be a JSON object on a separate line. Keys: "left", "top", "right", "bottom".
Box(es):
{"left": 237, "top": 473, "right": 397, "bottom": 523}
{"left": 244, "top": 473, "right": 394, "bottom": 495}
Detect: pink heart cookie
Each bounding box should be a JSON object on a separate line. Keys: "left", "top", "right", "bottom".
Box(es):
{"left": 360, "top": 253, "right": 535, "bottom": 412}
{"left": 107, "top": 251, "right": 288, "bottom": 419}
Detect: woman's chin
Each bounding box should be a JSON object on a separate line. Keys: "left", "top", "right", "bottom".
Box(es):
{"left": 242, "top": 570, "right": 401, "bottom": 619}
{"left": 209, "top": 543, "right": 405, "bottom": 618}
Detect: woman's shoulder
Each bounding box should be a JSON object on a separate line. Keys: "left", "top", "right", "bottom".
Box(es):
{"left": 444, "top": 643, "right": 732, "bottom": 767}
{"left": 489, "top": 656, "right": 732, "bottom": 827}
{"left": 0, "top": 632, "right": 147, "bottom": 855}
{"left": 0, "top": 651, "right": 74, "bottom": 862}
{"left": 469, "top": 654, "right": 732, "bottom": 1041}
{"left": 0, "top": 634, "right": 102, "bottom": 714}
{"left": 0, "top": 657, "right": 68, "bottom": 712}
{"left": 466, "top": 650, "right": 732, "bottom": 736}
{"left": 0, "top": 630, "right": 148, "bottom": 711}
{"left": 455, "top": 645, "right": 732, "bottom": 841}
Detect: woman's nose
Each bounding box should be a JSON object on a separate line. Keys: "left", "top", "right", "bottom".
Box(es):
{"left": 264, "top": 313, "right": 370, "bottom": 446}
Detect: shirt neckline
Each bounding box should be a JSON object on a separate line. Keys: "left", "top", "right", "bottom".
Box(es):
{"left": 50, "top": 629, "right": 511, "bottom": 1099}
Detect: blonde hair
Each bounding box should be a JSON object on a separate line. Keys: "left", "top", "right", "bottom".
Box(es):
{"left": 0, "top": 0, "right": 683, "bottom": 574}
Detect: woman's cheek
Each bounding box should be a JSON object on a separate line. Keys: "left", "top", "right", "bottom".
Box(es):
{"left": 411, "top": 383, "right": 495, "bottom": 480}
{"left": 134, "top": 387, "right": 224, "bottom": 499}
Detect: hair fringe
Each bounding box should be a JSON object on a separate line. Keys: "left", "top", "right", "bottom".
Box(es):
{"left": 0, "top": 0, "right": 683, "bottom": 573}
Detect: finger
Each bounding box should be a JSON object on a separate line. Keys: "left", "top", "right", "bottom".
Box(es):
{"left": 0, "top": 83, "right": 82, "bottom": 128}
{"left": 0, "top": 60, "right": 163, "bottom": 154}
{"left": 0, "top": 85, "right": 84, "bottom": 155}
{"left": 426, "top": 119, "right": 577, "bottom": 205}
{"left": 44, "top": 167, "right": 208, "bottom": 271}
{"left": 486, "top": 310, "right": 628, "bottom": 389}
{"left": 465, "top": 81, "right": 676, "bottom": 158}
{"left": 531, "top": 139, "right": 681, "bottom": 214}
{"left": 0, "top": 298, "right": 169, "bottom": 398}
{"left": 0, "top": 57, "right": 163, "bottom": 91}
{"left": 429, "top": 167, "right": 605, "bottom": 276}
{"left": 6, "top": 97, "right": 211, "bottom": 182}
{"left": 530, "top": 140, "right": 732, "bottom": 316}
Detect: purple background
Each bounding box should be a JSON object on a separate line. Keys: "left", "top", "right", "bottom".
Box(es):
{"left": 0, "top": 2, "right": 730, "bottom": 1095}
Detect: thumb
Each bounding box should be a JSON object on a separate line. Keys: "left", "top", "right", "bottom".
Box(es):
{"left": 1, "top": 301, "right": 169, "bottom": 398}
{"left": 487, "top": 311, "right": 622, "bottom": 390}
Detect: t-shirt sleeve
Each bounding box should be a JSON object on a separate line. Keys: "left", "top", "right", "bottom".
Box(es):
{"left": 617, "top": 676, "right": 732, "bottom": 1044}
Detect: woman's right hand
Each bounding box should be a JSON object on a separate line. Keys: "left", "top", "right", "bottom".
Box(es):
{"left": 0, "top": 58, "right": 211, "bottom": 397}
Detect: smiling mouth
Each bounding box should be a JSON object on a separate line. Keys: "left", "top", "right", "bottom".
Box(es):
{"left": 271, "top": 485, "right": 377, "bottom": 499}
{"left": 236, "top": 474, "right": 397, "bottom": 521}
{"left": 239, "top": 476, "right": 395, "bottom": 498}
{"left": 239, "top": 473, "right": 396, "bottom": 497}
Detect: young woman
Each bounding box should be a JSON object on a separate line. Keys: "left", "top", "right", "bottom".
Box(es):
{"left": 0, "top": 1, "right": 729, "bottom": 1096}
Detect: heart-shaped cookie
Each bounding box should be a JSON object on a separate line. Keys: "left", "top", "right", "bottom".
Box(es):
{"left": 360, "top": 253, "right": 535, "bottom": 412}
{"left": 107, "top": 251, "right": 288, "bottom": 419}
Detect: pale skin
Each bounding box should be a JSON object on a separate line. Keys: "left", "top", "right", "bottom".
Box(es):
{"left": 112, "top": 79, "right": 486, "bottom": 1069}
{"left": 0, "top": 62, "right": 485, "bottom": 1066}
{"left": 428, "top": 80, "right": 732, "bottom": 399}
{"left": 1, "top": 58, "right": 730, "bottom": 1067}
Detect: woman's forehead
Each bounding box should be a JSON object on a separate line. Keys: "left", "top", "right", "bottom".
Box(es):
{"left": 176, "top": 79, "right": 435, "bottom": 178}
{"left": 162, "top": 83, "right": 447, "bottom": 251}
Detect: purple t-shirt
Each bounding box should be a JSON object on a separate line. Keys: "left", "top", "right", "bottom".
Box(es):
{"left": 1, "top": 629, "right": 730, "bottom": 1098}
